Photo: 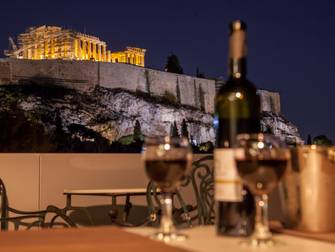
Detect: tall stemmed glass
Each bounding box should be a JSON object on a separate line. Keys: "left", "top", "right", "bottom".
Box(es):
{"left": 142, "top": 136, "right": 192, "bottom": 242}
{"left": 235, "top": 133, "right": 290, "bottom": 247}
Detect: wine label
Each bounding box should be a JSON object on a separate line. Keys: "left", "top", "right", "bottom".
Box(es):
{"left": 214, "top": 148, "right": 243, "bottom": 202}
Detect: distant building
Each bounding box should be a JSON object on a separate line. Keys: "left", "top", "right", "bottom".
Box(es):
{"left": 4, "top": 25, "right": 146, "bottom": 67}
{"left": 214, "top": 76, "right": 225, "bottom": 92}
{"left": 111, "top": 47, "right": 146, "bottom": 67}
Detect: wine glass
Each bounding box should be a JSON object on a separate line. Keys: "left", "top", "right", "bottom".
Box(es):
{"left": 142, "top": 136, "right": 192, "bottom": 242}
{"left": 235, "top": 133, "right": 290, "bottom": 247}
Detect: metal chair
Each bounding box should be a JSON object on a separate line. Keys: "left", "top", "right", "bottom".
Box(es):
{"left": 59, "top": 156, "right": 214, "bottom": 228}
{"left": 0, "top": 178, "right": 76, "bottom": 231}
{"left": 145, "top": 155, "right": 214, "bottom": 227}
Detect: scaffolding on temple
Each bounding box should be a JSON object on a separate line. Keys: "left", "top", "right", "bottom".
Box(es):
{"left": 4, "top": 25, "right": 146, "bottom": 67}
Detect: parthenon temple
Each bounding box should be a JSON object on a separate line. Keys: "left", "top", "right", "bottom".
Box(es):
{"left": 4, "top": 25, "right": 146, "bottom": 67}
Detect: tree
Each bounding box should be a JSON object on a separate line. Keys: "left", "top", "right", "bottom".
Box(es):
{"left": 196, "top": 67, "right": 205, "bottom": 78}
{"left": 133, "top": 120, "right": 143, "bottom": 142}
{"left": 264, "top": 126, "right": 274, "bottom": 134}
{"left": 307, "top": 134, "right": 312, "bottom": 145}
{"left": 176, "top": 81, "right": 181, "bottom": 103}
{"left": 170, "top": 121, "right": 179, "bottom": 137}
{"left": 165, "top": 54, "right": 184, "bottom": 74}
{"left": 181, "top": 119, "right": 189, "bottom": 140}
{"left": 313, "top": 135, "right": 333, "bottom": 146}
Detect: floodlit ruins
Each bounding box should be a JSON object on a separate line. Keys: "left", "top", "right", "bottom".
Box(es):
{"left": 4, "top": 25, "right": 146, "bottom": 67}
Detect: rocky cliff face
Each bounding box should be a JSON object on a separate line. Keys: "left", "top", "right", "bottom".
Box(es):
{"left": 0, "top": 83, "right": 302, "bottom": 152}
{"left": 0, "top": 84, "right": 214, "bottom": 152}
{"left": 261, "top": 111, "right": 302, "bottom": 145}
{"left": 258, "top": 89, "right": 303, "bottom": 144}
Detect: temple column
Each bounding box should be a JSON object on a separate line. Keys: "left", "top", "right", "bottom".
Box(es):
{"left": 73, "top": 39, "right": 77, "bottom": 59}
{"left": 78, "top": 39, "right": 82, "bottom": 59}
{"left": 50, "top": 38, "right": 54, "bottom": 58}
{"left": 83, "top": 40, "right": 87, "bottom": 59}
{"left": 97, "top": 44, "right": 101, "bottom": 61}
{"left": 101, "top": 45, "right": 105, "bottom": 61}
{"left": 34, "top": 44, "right": 38, "bottom": 59}
{"left": 107, "top": 51, "right": 111, "bottom": 62}
{"left": 88, "top": 41, "right": 92, "bottom": 59}
{"left": 82, "top": 40, "right": 85, "bottom": 59}
{"left": 92, "top": 42, "right": 96, "bottom": 60}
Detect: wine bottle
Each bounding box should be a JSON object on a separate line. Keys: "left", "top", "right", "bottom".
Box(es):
{"left": 214, "top": 20, "right": 260, "bottom": 236}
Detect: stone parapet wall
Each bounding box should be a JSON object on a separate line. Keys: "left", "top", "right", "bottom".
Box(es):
{"left": 0, "top": 60, "right": 11, "bottom": 84}
{"left": 0, "top": 59, "right": 216, "bottom": 113}
{"left": 258, "top": 89, "right": 281, "bottom": 114}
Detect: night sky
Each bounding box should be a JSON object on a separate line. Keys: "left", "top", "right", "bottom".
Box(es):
{"left": 0, "top": 0, "right": 334, "bottom": 142}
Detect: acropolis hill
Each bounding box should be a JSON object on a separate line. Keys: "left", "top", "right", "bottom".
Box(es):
{"left": 0, "top": 25, "right": 302, "bottom": 147}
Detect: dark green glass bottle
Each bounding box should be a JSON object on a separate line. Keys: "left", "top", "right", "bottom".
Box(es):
{"left": 214, "top": 20, "right": 260, "bottom": 236}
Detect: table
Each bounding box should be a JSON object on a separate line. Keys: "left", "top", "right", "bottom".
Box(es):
{"left": 63, "top": 188, "right": 148, "bottom": 223}
{"left": 0, "top": 226, "right": 188, "bottom": 252}
{"left": 0, "top": 225, "right": 334, "bottom": 252}
{"left": 127, "top": 226, "right": 335, "bottom": 252}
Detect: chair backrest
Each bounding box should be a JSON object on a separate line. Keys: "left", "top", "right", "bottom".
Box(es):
{"left": 146, "top": 155, "right": 214, "bottom": 227}
{"left": 0, "top": 178, "right": 76, "bottom": 231}
{"left": 189, "top": 155, "right": 214, "bottom": 225}
{"left": 0, "top": 178, "right": 9, "bottom": 230}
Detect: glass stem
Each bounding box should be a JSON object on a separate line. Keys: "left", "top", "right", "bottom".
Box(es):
{"left": 160, "top": 193, "right": 175, "bottom": 234}
{"left": 254, "top": 194, "right": 271, "bottom": 240}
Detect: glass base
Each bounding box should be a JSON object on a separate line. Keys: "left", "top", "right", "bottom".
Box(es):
{"left": 149, "top": 232, "right": 188, "bottom": 243}
{"left": 239, "top": 237, "right": 284, "bottom": 248}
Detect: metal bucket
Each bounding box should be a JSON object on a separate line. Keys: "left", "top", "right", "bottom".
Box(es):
{"left": 279, "top": 146, "right": 335, "bottom": 232}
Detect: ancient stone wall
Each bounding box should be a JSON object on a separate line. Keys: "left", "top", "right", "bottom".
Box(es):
{"left": 178, "top": 75, "right": 196, "bottom": 107}
{"left": 99, "top": 62, "right": 146, "bottom": 92}
{"left": 0, "top": 59, "right": 216, "bottom": 113}
{"left": 258, "top": 89, "right": 281, "bottom": 114}
{"left": 0, "top": 60, "right": 11, "bottom": 84}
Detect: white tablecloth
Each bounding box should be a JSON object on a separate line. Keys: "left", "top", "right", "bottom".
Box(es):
{"left": 126, "top": 226, "right": 335, "bottom": 252}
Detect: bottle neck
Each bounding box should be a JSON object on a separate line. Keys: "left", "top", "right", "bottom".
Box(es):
{"left": 228, "top": 27, "right": 247, "bottom": 79}
{"left": 229, "top": 57, "right": 247, "bottom": 79}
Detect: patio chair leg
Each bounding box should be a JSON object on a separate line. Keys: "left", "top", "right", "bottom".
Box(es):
{"left": 109, "top": 196, "right": 118, "bottom": 224}
{"left": 123, "top": 195, "right": 132, "bottom": 223}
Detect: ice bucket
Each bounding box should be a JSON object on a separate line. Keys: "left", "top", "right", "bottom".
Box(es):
{"left": 279, "top": 146, "right": 335, "bottom": 232}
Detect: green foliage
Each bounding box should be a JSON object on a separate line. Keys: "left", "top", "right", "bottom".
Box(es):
{"left": 176, "top": 82, "right": 181, "bottom": 103}
{"left": 0, "top": 106, "right": 57, "bottom": 152}
{"left": 198, "top": 141, "right": 214, "bottom": 153}
{"left": 170, "top": 121, "right": 179, "bottom": 137}
{"left": 264, "top": 126, "right": 274, "bottom": 134}
{"left": 165, "top": 54, "right": 184, "bottom": 74}
{"left": 118, "top": 135, "right": 135, "bottom": 145}
{"left": 307, "top": 134, "right": 312, "bottom": 145}
{"left": 181, "top": 119, "right": 189, "bottom": 139}
{"left": 133, "top": 120, "right": 143, "bottom": 142}
{"left": 313, "top": 135, "right": 333, "bottom": 146}
{"left": 196, "top": 67, "right": 205, "bottom": 78}
{"left": 67, "top": 124, "right": 110, "bottom": 152}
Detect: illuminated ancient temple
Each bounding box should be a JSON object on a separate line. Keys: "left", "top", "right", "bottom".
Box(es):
{"left": 4, "top": 25, "right": 146, "bottom": 67}
{"left": 111, "top": 47, "right": 146, "bottom": 67}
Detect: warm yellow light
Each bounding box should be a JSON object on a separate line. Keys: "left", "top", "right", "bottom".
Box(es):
{"left": 164, "top": 144, "right": 171, "bottom": 151}
{"left": 234, "top": 72, "right": 241, "bottom": 78}
{"left": 235, "top": 92, "right": 243, "bottom": 99}
{"left": 257, "top": 142, "right": 265, "bottom": 149}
